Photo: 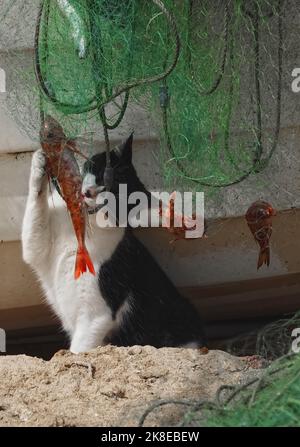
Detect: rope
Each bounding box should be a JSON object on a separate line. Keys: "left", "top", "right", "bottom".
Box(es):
{"left": 138, "top": 399, "right": 217, "bottom": 427}
{"left": 103, "top": 90, "right": 130, "bottom": 130}
{"left": 242, "top": 0, "right": 280, "bottom": 20}
{"left": 161, "top": 0, "right": 283, "bottom": 188}
{"left": 35, "top": 0, "right": 181, "bottom": 189}
{"left": 138, "top": 351, "right": 296, "bottom": 427}
{"left": 34, "top": 0, "right": 181, "bottom": 115}
{"left": 189, "top": 0, "right": 230, "bottom": 96}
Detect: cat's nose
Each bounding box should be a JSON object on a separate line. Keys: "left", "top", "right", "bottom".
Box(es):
{"left": 84, "top": 188, "right": 98, "bottom": 199}
{"left": 83, "top": 185, "right": 105, "bottom": 199}
{"left": 84, "top": 189, "right": 92, "bottom": 198}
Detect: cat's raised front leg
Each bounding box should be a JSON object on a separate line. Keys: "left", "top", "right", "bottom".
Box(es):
{"left": 29, "top": 149, "right": 48, "bottom": 196}
{"left": 22, "top": 149, "right": 50, "bottom": 266}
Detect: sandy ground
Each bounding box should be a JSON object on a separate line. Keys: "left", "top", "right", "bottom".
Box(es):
{"left": 0, "top": 346, "right": 264, "bottom": 427}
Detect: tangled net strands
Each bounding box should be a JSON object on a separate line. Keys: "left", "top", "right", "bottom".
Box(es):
{"left": 204, "top": 352, "right": 300, "bottom": 427}
{"left": 35, "top": 0, "right": 181, "bottom": 115}
{"left": 0, "top": 0, "right": 297, "bottom": 192}
{"left": 138, "top": 313, "right": 300, "bottom": 427}
{"left": 138, "top": 353, "right": 299, "bottom": 427}
{"left": 225, "top": 311, "right": 300, "bottom": 360}
{"left": 0, "top": 2, "right": 300, "bottom": 426}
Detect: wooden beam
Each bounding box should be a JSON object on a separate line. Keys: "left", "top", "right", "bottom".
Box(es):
{"left": 1, "top": 272, "right": 299, "bottom": 334}
{"left": 182, "top": 272, "right": 300, "bottom": 320}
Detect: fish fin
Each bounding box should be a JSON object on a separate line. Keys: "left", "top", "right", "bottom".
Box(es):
{"left": 257, "top": 247, "right": 270, "bottom": 270}
{"left": 74, "top": 247, "right": 96, "bottom": 279}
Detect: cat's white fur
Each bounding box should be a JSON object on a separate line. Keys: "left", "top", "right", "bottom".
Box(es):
{"left": 22, "top": 149, "right": 125, "bottom": 353}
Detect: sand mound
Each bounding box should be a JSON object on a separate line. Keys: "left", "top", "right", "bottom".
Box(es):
{"left": 0, "top": 346, "right": 263, "bottom": 427}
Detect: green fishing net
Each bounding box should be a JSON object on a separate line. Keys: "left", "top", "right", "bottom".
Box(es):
{"left": 224, "top": 311, "right": 300, "bottom": 360}
{"left": 179, "top": 313, "right": 300, "bottom": 427}
{"left": 138, "top": 314, "right": 300, "bottom": 427}
{"left": 1, "top": 3, "right": 300, "bottom": 426}
{"left": 203, "top": 352, "right": 300, "bottom": 427}
{"left": 0, "top": 0, "right": 297, "bottom": 190}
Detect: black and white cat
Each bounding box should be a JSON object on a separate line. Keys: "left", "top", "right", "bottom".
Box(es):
{"left": 22, "top": 135, "right": 205, "bottom": 353}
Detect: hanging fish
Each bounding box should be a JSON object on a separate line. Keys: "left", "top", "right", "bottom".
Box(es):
{"left": 40, "top": 115, "right": 95, "bottom": 279}
{"left": 159, "top": 191, "right": 205, "bottom": 243}
{"left": 57, "top": 0, "right": 89, "bottom": 59}
{"left": 245, "top": 201, "right": 276, "bottom": 270}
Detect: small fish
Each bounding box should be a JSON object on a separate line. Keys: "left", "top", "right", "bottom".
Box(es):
{"left": 245, "top": 200, "right": 276, "bottom": 270}
{"left": 159, "top": 192, "right": 205, "bottom": 243}
{"left": 40, "top": 115, "right": 95, "bottom": 279}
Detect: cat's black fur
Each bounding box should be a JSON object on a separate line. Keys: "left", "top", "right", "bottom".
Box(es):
{"left": 83, "top": 135, "right": 205, "bottom": 348}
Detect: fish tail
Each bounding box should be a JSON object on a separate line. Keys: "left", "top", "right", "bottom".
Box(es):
{"left": 74, "top": 246, "right": 96, "bottom": 279}
{"left": 257, "top": 246, "right": 270, "bottom": 270}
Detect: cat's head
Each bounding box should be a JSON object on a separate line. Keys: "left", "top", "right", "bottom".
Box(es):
{"left": 82, "top": 133, "right": 150, "bottom": 218}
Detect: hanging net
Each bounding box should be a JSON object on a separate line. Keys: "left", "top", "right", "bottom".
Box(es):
{"left": 0, "top": 0, "right": 298, "bottom": 192}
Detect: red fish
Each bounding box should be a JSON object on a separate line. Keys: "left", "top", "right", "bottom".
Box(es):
{"left": 159, "top": 191, "right": 205, "bottom": 243}
{"left": 245, "top": 201, "right": 276, "bottom": 270}
{"left": 40, "top": 115, "right": 95, "bottom": 279}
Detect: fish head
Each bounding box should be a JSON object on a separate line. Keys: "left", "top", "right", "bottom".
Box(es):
{"left": 256, "top": 201, "right": 276, "bottom": 218}
{"left": 246, "top": 200, "right": 276, "bottom": 223}
{"left": 40, "top": 115, "right": 66, "bottom": 144}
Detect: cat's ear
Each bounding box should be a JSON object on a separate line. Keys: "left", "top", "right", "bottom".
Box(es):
{"left": 114, "top": 132, "right": 133, "bottom": 164}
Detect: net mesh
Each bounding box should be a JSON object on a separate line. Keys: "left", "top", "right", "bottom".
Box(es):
{"left": 0, "top": 0, "right": 297, "bottom": 192}
{"left": 167, "top": 314, "right": 300, "bottom": 427}
{"left": 203, "top": 352, "right": 300, "bottom": 427}
{"left": 1, "top": 4, "right": 300, "bottom": 426}
{"left": 224, "top": 312, "right": 300, "bottom": 360}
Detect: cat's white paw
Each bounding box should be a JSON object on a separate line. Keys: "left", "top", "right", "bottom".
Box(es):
{"left": 30, "top": 149, "right": 47, "bottom": 193}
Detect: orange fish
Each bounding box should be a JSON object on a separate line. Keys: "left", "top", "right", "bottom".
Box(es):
{"left": 245, "top": 201, "right": 276, "bottom": 270}
{"left": 40, "top": 115, "right": 95, "bottom": 280}
{"left": 159, "top": 192, "right": 205, "bottom": 243}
